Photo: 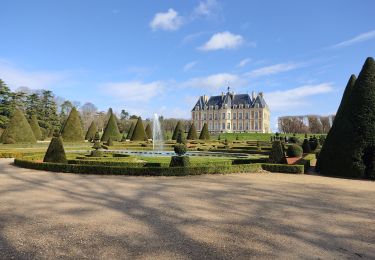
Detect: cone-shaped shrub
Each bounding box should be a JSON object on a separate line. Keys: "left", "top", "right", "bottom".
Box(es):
{"left": 130, "top": 117, "right": 147, "bottom": 141}
{"left": 172, "top": 121, "right": 182, "bottom": 140}
{"left": 199, "top": 123, "right": 210, "bottom": 140}
{"left": 302, "top": 138, "right": 311, "bottom": 153}
{"left": 269, "top": 141, "right": 287, "bottom": 164}
{"left": 29, "top": 114, "right": 42, "bottom": 140}
{"left": 317, "top": 58, "right": 375, "bottom": 178}
{"left": 61, "top": 107, "right": 84, "bottom": 142}
{"left": 43, "top": 135, "right": 67, "bottom": 163}
{"left": 126, "top": 122, "right": 135, "bottom": 140}
{"left": 1, "top": 108, "right": 36, "bottom": 144}
{"left": 101, "top": 109, "right": 121, "bottom": 142}
{"left": 106, "top": 137, "right": 114, "bottom": 146}
{"left": 145, "top": 124, "right": 152, "bottom": 139}
{"left": 176, "top": 129, "right": 186, "bottom": 144}
{"left": 187, "top": 123, "right": 198, "bottom": 140}
{"left": 85, "top": 121, "right": 97, "bottom": 141}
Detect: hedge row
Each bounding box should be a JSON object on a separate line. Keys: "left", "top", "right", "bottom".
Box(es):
{"left": 232, "top": 158, "right": 269, "bottom": 164}
{"left": 209, "top": 148, "right": 270, "bottom": 155}
{"left": 14, "top": 159, "right": 304, "bottom": 175}
{"left": 14, "top": 159, "right": 262, "bottom": 176}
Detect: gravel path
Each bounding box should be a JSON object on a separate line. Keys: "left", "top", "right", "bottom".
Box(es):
{"left": 0, "top": 158, "right": 374, "bottom": 259}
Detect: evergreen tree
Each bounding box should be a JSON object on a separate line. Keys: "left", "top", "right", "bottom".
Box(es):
{"left": 130, "top": 117, "right": 147, "bottom": 141}
{"left": 43, "top": 135, "right": 67, "bottom": 163}
{"left": 1, "top": 108, "right": 36, "bottom": 144}
{"left": 85, "top": 121, "right": 97, "bottom": 141}
{"left": 187, "top": 123, "right": 198, "bottom": 140}
{"left": 269, "top": 140, "right": 287, "bottom": 164}
{"left": 101, "top": 108, "right": 121, "bottom": 142}
{"left": 145, "top": 124, "right": 152, "bottom": 139}
{"left": 318, "top": 57, "right": 375, "bottom": 178}
{"left": 60, "top": 107, "right": 84, "bottom": 142}
{"left": 126, "top": 122, "right": 135, "bottom": 140}
{"left": 172, "top": 121, "right": 183, "bottom": 140}
{"left": 25, "top": 93, "right": 41, "bottom": 119}
{"left": 29, "top": 114, "right": 43, "bottom": 140}
{"left": 0, "top": 79, "right": 12, "bottom": 128}
{"left": 39, "top": 90, "right": 60, "bottom": 132}
{"left": 199, "top": 123, "right": 210, "bottom": 140}
{"left": 302, "top": 138, "right": 311, "bottom": 153}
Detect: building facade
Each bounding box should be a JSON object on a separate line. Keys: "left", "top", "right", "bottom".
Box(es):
{"left": 191, "top": 88, "right": 271, "bottom": 133}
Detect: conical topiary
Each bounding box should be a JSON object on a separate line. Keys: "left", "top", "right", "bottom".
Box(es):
{"left": 1, "top": 108, "right": 36, "bottom": 144}
{"left": 187, "top": 123, "right": 198, "bottom": 140}
{"left": 101, "top": 109, "right": 121, "bottom": 142}
{"left": 130, "top": 117, "right": 147, "bottom": 141}
{"left": 302, "top": 138, "right": 311, "bottom": 153}
{"left": 60, "top": 107, "right": 84, "bottom": 142}
{"left": 85, "top": 121, "right": 97, "bottom": 141}
{"left": 145, "top": 124, "right": 152, "bottom": 139}
{"left": 199, "top": 123, "right": 210, "bottom": 140}
{"left": 318, "top": 57, "right": 375, "bottom": 178}
{"left": 126, "top": 122, "right": 135, "bottom": 140}
{"left": 269, "top": 140, "right": 287, "bottom": 164}
{"left": 43, "top": 135, "right": 67, "bottom": 163}
{"left": 29, "top": 114, "right": 42, "bottom": 140}
{"left": 172, "top": 121, "right": 182, "bottom": 140}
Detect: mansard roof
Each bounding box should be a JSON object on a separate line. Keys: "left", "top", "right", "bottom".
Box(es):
{"left": 192, "top": 89, "right": 268, "bottom": 111}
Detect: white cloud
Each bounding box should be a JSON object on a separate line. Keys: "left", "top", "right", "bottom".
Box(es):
{"left": 150, "top": 8, "right": 183, "bottom": 31}
{"left": 247, "top": 62, "right": 305, "bottom": 78}
{"left": 237, "top": 58, "right": 252, "bottom": 68}
{"left": 102, "top": 81, "right": 165, "bottom": 102}
{"left": 0, "top": 59, "right": 69, "bottom": 89}
{"left": 193, "top": 0, "right": 221, "bottom": 18}
{"left": 266, "top": 83, "right": 333, "bottom": 111}
{"left": 180, "top": 72, "right": 247, "bottom": 91}
{"left": 183, "top": 61, "right": 198, "bottom": 72}
{"left": 198, "top": 31, "right": 244, "bottom": 51}
{"left": 331, "top": 30, "right": 375, "bottom": 49}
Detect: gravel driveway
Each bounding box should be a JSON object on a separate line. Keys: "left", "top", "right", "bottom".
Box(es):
{"left": 0, "top": 158, "right": 374, "bottom": 259}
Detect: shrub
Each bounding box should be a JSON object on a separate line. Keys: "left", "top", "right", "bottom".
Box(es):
{"left": 145, "top": 124, "right": 152, "bottom": 139}
{"left": 169, "top": 156, "right": 190, "bottom": 167}
{"left": 172, "top": 121, "right": 182, "bottom": 140}
{"left": 1, "top": 108, "right": 36, "bottom": 144}
{"left": 319, "top": 135, "right": 326, "bottom": 146}
{"left": 286, "top": 144, "right": 303, "bottom": 157}
{"left": 101, "top": 108, "right": 121, "bottom": 142}
{"left": 85, "top": 121, "right": 97, "bottom": 141}
{"left": 199, "top": 123, "right": 210, "bottom": 140}
{"left": 130, "top": 117, "right": 147, "bottom": 141}
{"left": 29, "top": 114, "right": 43, "bottom": 140}
{"left": 269, "top": 141, "right": 287, "bottom": 164}
{"left": 126, "top": 122, "right": 135, "bottom": 140}
{"left": 176, "top": 129, "right": 186, "bottom": 144}
{"left": 309, "top": 136, "right": 319, "bottom": 151}
{"left": 288, "top": 135, "right": 299, "bottom": 144}
{"left": 90, "top": 149, "right": 103, "bottom": 157}
{"left": 261, "top": 164, "right": 304, "bottom": 174}
{"left": 187, "top": 123, "right": 198, "bottom": 140}
{"left": 43, "top": 135, "right": 67, "bottom": 163}
{"left": 106, "top": 137, "right": 114, "bottom": 146}
{"left": 174, "top": 144, "right": 187, "bottom": 155}
{"left": 60, "top": 107, "right": 84, "bottom": 142}
{"left": 302, "top": 138, "right": 311, "bottom": 153}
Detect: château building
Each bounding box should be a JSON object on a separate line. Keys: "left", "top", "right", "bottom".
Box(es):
{"left": 191, "top": 88, "right": 271, "bottom": 133}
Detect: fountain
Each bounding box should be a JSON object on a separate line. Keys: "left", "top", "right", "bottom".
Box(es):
{"left": 152, "top": 113, "right": 164, "bottom": 151}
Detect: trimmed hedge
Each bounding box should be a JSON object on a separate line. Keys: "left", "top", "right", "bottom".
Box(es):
{"left": 14, "top": 159, "right": 304, "bottom": 175}
{"left": 232, "top": 158, "right": 268, "bottom": 164}
{"left": 61, "top": 107, "right": 84, "bottom": 142}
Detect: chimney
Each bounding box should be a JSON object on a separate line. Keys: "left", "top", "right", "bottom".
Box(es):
{"left": 252, "top": 91, "right": 256, "bottom": 100}
{"left": 259, "top": 92, "right": 263, "bottom": 98}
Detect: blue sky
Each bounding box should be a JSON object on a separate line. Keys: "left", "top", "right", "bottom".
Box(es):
{"left": 1, "top": 0, "right": 375, "bottom": 130}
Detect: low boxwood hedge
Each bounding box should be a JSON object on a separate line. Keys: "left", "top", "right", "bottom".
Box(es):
{"left": 232, "top": 158, "right": 268, "bottom": 164}
{"left": 14, "top": 159, "right": 305, "bottom": 175}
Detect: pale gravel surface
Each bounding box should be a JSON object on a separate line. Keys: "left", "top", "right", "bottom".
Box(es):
{"left": 0, "top": 158, "right": 374, "bottom": 259}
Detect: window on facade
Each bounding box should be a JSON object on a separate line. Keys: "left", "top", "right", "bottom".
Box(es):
{"left": 255, "top": 121, "right": 258, "bottom": 130}
{"left": 209, "top": 114, "right": 212, "bottom": 120}
{"left": 255, "top": 112, "right": 258, "bottom": 119}
{"left": 214, "top": 113, "right": 218, "bottom": 120}
{"left": 227, "top": 113, "right": 230, "bottom": 119}
{"left": 259, "top": 112, "right": 262, "bottom": 118}
{"left": 222, "top": 113, "right": 225, "bottom": 120}
{"left": 251, "top": 111, "right": 254, "bottom": 119}
{"left": 245, "top": 113, "right": 249, "bottom": 119}
{"left": 246, "top": 122, "right": 249, "bottom": 130}
{"left": 209, "top": 122, "right": 212, "bottom": 130}
{"left": 239, "top": 122, "right": 242, "bottom": 130}
{"left": 233, "top": 123, "right": 236, "bottom": 130}
{"left": 203, "top": 114, "right": 206, "bottom": 120}
{"left": 227, "top": 123, "right": 231, "bottom": 130}
{"left": 233, "top": 113, "right": 236, "bottom": 119}
{"left": 239, "top": 113, "right": 242, "bottom": 119}
{"left": 222, "top": 123, "right": 225, "bottom": 130}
